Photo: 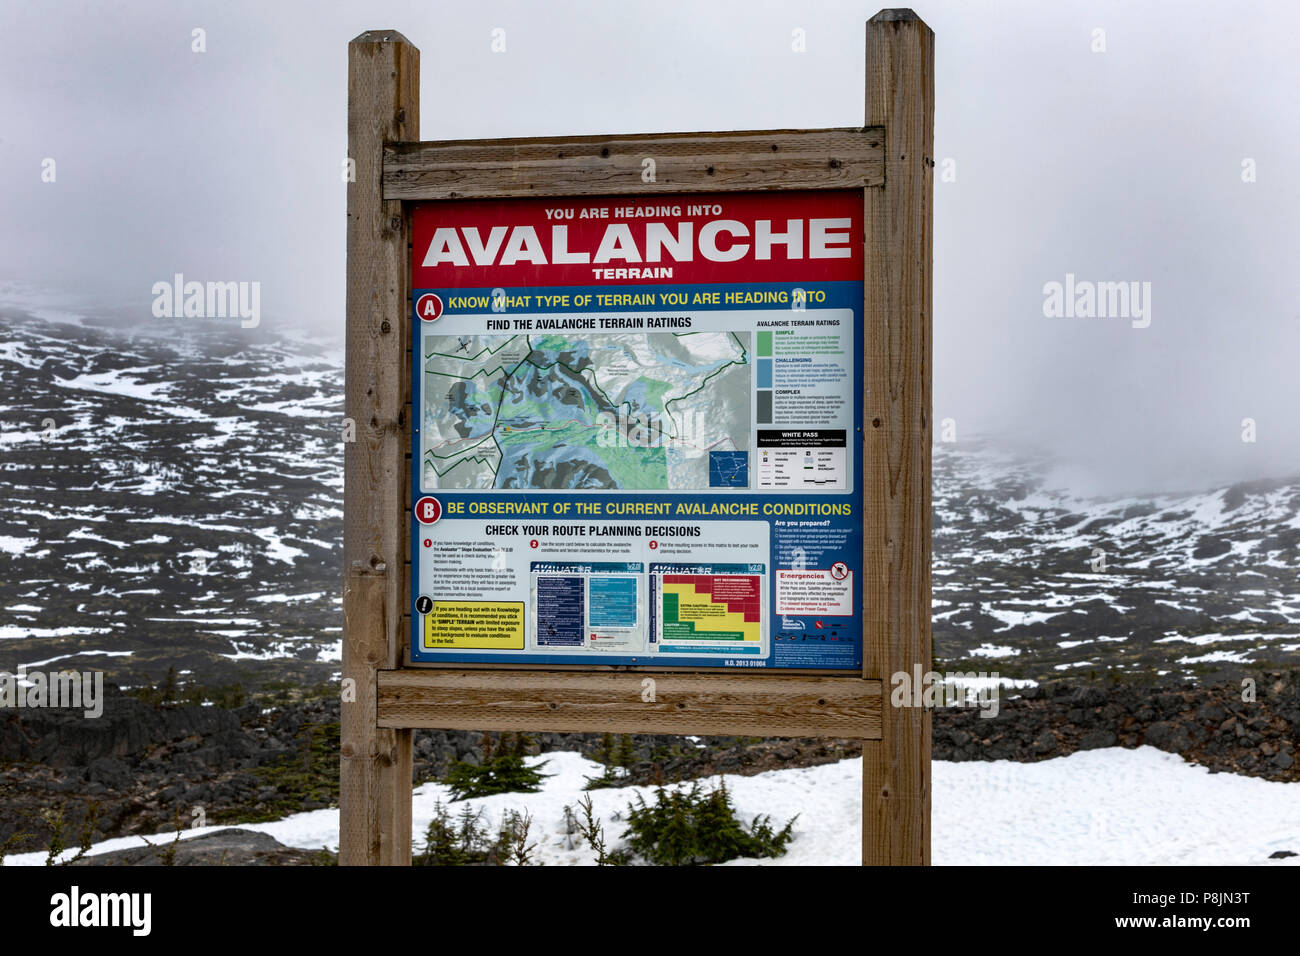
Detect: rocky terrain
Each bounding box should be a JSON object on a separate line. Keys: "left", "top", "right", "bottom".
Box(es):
{"left": 1, "top": 296, "right": 1297, "bottom": 864}
{"left": 2, "top": 304, "right": 1297, "bottom": 691}
{"left": 1, "top": 670, "right": 1294, "bottom": 864}
{"left": 0, "top": 304, "right": 343, "bottom": 689}
{"left": 931, "top": 444, "right": 1300, "bottom": 683}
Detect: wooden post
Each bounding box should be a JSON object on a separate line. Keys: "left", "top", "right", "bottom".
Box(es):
{"left": 862, "top": 9, "right": 934, "bottom": 865}
{"left": 342, "top": 30, "right": 419, "bottom": 866}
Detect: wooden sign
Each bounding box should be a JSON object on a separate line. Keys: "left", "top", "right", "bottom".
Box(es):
{"left": 342, "top": 8, "right": 933, "bottom": 866}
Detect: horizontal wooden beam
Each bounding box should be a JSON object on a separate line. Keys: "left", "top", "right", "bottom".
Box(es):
{"left": 378, "top": 669, "right": 882, "bottom": 738}
{"left": 382, "top": 127, "right": 884, "bottom": 201}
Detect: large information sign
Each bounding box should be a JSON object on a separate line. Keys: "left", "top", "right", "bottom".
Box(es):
{"left": 409, "top": 190, "right": 864, "bottom": 669}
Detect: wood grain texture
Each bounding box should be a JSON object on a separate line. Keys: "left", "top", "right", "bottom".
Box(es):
{"left": 340, "top": 567, "right": 395, "bottom": 865}
{"left": 383, "top": 127, "right": 883, "bottom": 200}
{"left": 861, "top": 9, "right": 934, "bottom": 866}
{"left": 378, "top": 670, "right": 882, "bottom": 739}
{"left": 342, "top": 29, "right": 419, "bottom": 867}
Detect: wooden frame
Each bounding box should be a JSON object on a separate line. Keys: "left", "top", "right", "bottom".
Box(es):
{"left": 379, "top": 671, "right": 882, "bottom": 738}
{"left": 383, "top": 128, "right": 882, "bottom": 200}
{"left": 343, "top": 9, "right": 932, "bottom": 867}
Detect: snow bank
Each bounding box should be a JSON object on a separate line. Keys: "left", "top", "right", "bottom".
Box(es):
{"left": 7, "top": 747, "right": 1298, "bottom": 866}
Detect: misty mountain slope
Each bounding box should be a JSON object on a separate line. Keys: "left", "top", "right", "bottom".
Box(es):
{"left": 0, "top": 308, "right": 1297, "bottom": 688}
{"left": 933, "top": 443, "right": 1300, "bottom": 680}
{"left": 0, "top": 308, "right": 344, "bottom": 687}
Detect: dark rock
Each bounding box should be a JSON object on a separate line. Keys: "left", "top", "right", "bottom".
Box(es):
{"left": 1074, "top": 687, "right": 1107, "bottom": 708}
{"left": 1181, "top": 722, "right": 1209, "bottom": 746}
{"left": 1079, "top": 730, "right": 1117, "bottom": 750}
{"left": 1154, "top": 694, "right": 1185, "bottom": 717}
{"left": 1191, "top": 536, "right": 1231, "bottom": 559}
{"left": 1145, "top": 722, "right": 1193, "bottom": 753}
{"left": 1197, "top": 703, "right": 1227, "bottom": 723}
{"left": 86, "top": 756, "right": 132, "bottom": 790}
{"left": 71, "top": 828, "right": 324, "bottom": 866}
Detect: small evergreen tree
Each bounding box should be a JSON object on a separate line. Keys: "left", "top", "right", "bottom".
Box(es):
{"left": 622, "top": 778, "right": 797, "bottom": 865}
{"left": 416, "top": 801, "right": 472, "bottom": 866}
{"left": 492, "top": 809, "right": 537, "bottom": 866}
{"left": 415, "top": 801, "right": 538, "bottom": 866}
{"left": 565, "top": 795, "right": 626, "bottom": 866}
{"left": 584, "top": 732, "right": 638, "bottom": 790}
{"left": 161, "top": 666, "right": 178, "bottom": 706}
{"left": 615, "top": 734, "right": 636, "bottom": 769}
{"left": 443, "top": 732, "right": 548, "bottom": 801}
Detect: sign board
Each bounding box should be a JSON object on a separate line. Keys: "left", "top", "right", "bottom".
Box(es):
{"left": 342, "top": 10, "right": 933, "bottom": 866}
{"left": 408, "top": 191, "right": 865, "bottom": 669}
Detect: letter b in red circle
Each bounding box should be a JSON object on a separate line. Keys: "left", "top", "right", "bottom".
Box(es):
{"left": 415, "top": 496, "right": 441, "bottom": 525}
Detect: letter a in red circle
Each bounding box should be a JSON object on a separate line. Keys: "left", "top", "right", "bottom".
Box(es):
{"left": 416, "top": 293, "right": 443, "bottom": 322}
{"left": 414, "top": 496, "right": 441, "bottom": 525}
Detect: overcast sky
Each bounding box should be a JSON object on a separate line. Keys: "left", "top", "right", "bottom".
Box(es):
{"left": 2, "top": 0, "right": 1298, "bottom": 496}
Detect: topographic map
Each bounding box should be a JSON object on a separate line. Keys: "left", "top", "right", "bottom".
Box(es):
{"left": 422, "top": 332, "right": 750, "bottom": 490}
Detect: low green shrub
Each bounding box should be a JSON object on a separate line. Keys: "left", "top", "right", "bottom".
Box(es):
{"left": 444, "top": 732, "right": 548, "bottom": 801}
{"left": 622, "top": 779, "right": 797, "bottom": 865}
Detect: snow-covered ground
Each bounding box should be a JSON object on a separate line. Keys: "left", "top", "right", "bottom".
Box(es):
{"left": 7, "top": 747, "right": 1299, "bottom": 866}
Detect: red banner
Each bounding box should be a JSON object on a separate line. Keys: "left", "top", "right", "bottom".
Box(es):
{"left": 411, "top": 190, "right": 863, "bottom": 288}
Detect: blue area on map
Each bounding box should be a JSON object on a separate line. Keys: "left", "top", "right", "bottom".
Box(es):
{"left": 588, "top": 576, "right": 638, "bottom": 628}
{"left": 535, "top": 576, "right": 584, "bottom": 646}
{"left": 708, "top": 451, "right": 749, "bottom": 488}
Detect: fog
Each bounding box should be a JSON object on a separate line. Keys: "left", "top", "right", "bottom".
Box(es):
{"left": 2, "top": 0, "right": 1297, "bottom": 495}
